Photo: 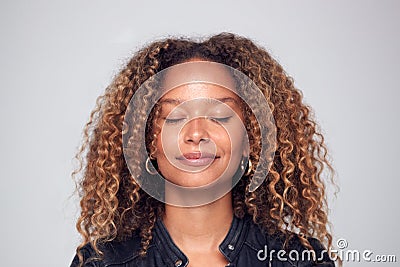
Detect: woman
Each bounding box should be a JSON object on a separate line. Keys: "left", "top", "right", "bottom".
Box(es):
{"left": 71, "top": 33, "right": 336, "bottom": 266}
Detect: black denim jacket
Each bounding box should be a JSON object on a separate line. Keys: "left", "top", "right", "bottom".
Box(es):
{"left": 70, "top": 215, "right": 335, "bottom": 267}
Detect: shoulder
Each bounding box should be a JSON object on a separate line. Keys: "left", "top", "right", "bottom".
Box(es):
{"left": 244, "top": 218, "right": 334, "bottom": 266}
{"left": 70, "top": 242, "right": 102, "bottom": 267}
{"left": 70, "top": 233, "right": 142, "bottom": 267}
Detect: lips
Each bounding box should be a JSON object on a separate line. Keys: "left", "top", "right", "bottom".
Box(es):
{"left": 176, "top": 152, "right": 219, "bottom": 167}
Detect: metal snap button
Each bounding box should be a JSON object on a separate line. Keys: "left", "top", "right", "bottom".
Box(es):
{"left": 175, "top": 259, "right": 183, "bottom": 266}
{"left": 228, "top": 244, "right": 234, "bottom": 250}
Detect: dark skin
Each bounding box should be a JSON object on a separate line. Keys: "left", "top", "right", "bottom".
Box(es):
{"left": 155, "top": 60, "right": 247, "bottom": 266}
{"left": 163, "top": 193, "right": 232, "bottom": 267}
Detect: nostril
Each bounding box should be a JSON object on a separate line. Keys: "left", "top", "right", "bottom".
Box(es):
{"left": 185, "top": 137, "right": 210, "bottom": 143}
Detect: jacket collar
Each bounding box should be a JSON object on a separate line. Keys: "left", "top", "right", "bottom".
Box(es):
{"left": 153, "top": 214, "right": 251, "bottom": 267}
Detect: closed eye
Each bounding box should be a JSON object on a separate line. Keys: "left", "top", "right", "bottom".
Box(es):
{"left": 209, "top": 116, "right": 233, "bottom": 123}
{"left": 164, "top": 118, "right": 186, "bottom": 124}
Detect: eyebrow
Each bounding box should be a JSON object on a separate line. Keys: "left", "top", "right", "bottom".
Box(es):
{"left": 159, "top": 97, "right": 239, "bottom": 105}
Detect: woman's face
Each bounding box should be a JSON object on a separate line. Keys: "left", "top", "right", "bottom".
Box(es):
{"left": 153, "top": 62, "right": 249, "bottom": 188}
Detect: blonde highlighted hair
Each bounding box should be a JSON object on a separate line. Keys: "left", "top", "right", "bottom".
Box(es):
{"left": 73, "top": 32, "right": 336, "bottom": 265}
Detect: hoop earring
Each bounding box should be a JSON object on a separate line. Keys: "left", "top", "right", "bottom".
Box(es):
{"left": 241, "top": 158, "right": 253, "bottom": 177}
{"left": 145, "top": 157, "right": 158, "bottom": 175}
{"left": 246, "top": 159, "right": 252, "bottom": 176}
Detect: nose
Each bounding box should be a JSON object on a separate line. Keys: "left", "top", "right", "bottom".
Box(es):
{"left": 182, "top": 117, "right": 210, "bottom": 145}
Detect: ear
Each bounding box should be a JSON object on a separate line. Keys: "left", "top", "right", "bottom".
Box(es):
{"left": 242, "top": 135, "right": 250, "bottom": 158}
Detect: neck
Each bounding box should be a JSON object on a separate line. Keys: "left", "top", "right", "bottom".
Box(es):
{"left": 163, "top": 193, "right": 233, "bottom": 252}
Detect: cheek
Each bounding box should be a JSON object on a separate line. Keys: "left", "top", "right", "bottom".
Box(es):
{"left": 220, "top": 122, "right": 247, "bottom": 156}
{"left": 155, "top": 124, "right": 179, "bottom": 159}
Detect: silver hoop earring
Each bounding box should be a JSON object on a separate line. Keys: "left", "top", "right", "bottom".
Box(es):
{"left": 145, "top": 157, "right": 158, "bottom": 175}
{"left": 241, "top": 158, "right": 253, "bottom": 177}
{"left": 246, "top": 159, "right": 252, "bottom": 176}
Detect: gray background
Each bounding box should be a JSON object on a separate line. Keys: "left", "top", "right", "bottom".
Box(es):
{"left": 1, "top": 0, "right": 399, "bottom": 266}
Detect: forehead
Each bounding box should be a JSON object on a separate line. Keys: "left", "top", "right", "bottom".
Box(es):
{"left": 161, "top": 61, "right": 238, "bottom": 102}
{"left": 160, "top": 83, "right": 240, "bottom": 104}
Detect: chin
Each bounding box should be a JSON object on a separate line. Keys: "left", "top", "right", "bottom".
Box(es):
{"left": 164, "top": 170, "right": 220, "bottom": 186}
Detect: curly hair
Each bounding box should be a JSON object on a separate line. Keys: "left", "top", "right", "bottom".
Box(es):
{"left": 73, "top": 32, "right": 335, "bottom": 265}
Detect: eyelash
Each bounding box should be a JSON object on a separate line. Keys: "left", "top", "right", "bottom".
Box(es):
{"left": 163, "top": 116, "right": 232, "bottom": 124}
{"left": 209, "top": 116, "right": 232, "bottom": 123}
{"left": 164, "top": 118, "right": 185, "bottom": 124}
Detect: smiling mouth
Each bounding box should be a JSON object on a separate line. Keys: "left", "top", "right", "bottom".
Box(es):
{"left": 176, "top": 152, "right": 219, "bottom": 167}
